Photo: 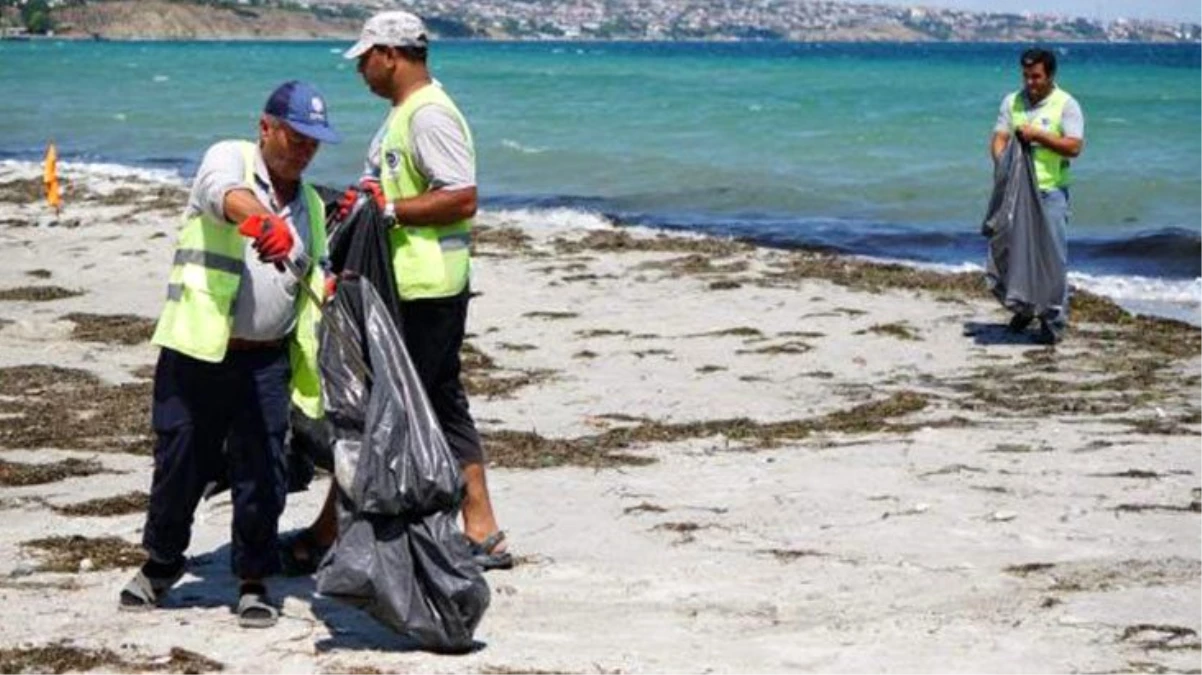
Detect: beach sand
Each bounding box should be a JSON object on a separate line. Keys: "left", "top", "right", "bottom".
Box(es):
{"left": 0, "top": 162, "right": 1198, "bottom": 673}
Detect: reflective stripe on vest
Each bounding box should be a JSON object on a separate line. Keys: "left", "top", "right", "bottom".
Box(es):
{"left": 1011, "top": 88, "right": 1071, "bottom": 191}
{"left": 151, "top": 141, "right": 328, "bottom": 418}
{"left": 379, "top": 84, "right": 473, "bottom": 300}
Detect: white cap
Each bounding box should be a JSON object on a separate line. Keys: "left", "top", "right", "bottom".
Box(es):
{"left": 343, "top": 11, "right": 428, "bottom": 60}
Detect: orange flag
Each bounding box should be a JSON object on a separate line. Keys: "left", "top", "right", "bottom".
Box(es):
{"left": 43, "top": 142, "right": 61, "bottom": 215}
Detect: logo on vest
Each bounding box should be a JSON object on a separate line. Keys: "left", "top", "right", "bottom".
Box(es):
{"left": 385, "top": 150, "right": 401, "bottom": 171}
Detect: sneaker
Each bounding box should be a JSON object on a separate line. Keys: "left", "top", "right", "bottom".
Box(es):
{"left": 1007, "top": 313, "right": 1034, "bottom": 333}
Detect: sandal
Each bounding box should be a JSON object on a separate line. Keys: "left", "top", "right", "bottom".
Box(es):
{"left": 118, "top": 560, "right": 185, "bottom": 612}
{"left": 237, "top": 583, "right": 279, "bottom": 629}
{"left": 278, "top": 528, "right": 331, "bottom": 577}
{"left": 466, "top": 531, "right": 514, "bottom": 571}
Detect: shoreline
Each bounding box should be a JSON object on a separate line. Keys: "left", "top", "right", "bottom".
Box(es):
{"left": 4, "top": 157, "right": 1198, "bottom": 327}
{"left": 0, "top": 165, "right": 1198, "bottom": 672}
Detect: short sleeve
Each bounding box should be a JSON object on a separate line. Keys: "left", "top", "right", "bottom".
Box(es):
{"left": 994, "top": 93, "right": 1015, "bottom": 134}
{"left": 1061, "top": 97, "right": 1085, "bottom": 140}
{"left": 188, "top": 140, "right": 251, "bottom": 223}
{"left": 409, "top": 105, "right": 476, "bottom": 191}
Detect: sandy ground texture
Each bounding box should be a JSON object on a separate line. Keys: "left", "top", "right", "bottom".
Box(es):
{"left": 0, "top": 164, "right": 1199, "bottom": 674}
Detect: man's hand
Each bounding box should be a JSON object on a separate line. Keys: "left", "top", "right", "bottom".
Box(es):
{"left": 1015, "top": 124, "right": 1044, "bottom": 145}
{"left": 324, "top": 273, "right": 337, "bottom": 303}
{"left": 334, "top": 179, "right": 389, "bottom": 221}
{"left": 237, "top": 213, "right": 294, "bottom": 263}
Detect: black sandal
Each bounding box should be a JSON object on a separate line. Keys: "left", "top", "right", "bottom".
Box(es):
{"left": 278, "top": 528, "right": 331, "bottom": 577}
{"left": 466, "top": 531, "right": 515, "bottom": 571}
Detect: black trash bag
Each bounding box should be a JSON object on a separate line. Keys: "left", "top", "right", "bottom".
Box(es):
{"left": 285, "top": 186, "right": 403, "bottom": 488}
{"left": 314, "top": 275, "right": 489, "bottom": 653}
{"left": 325, "top": 188, "right": 404, "bottom": 328}
{"left": 980, "top": 137, "right": 1067, "bottom": 317}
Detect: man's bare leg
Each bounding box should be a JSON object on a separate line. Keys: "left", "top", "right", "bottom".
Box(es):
{"left": 461, "top": 462, "right": 505, "bottom": 552}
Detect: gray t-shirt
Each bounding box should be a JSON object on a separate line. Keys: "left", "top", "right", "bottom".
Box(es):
{"left": 995, "top": 87, "right": 1085, "bottom": 141}
{"left": 186, "top": 140, "right": 312, "bottom": 341}
{"left": 363, "top": 102, "right": 476, "bottom": 190}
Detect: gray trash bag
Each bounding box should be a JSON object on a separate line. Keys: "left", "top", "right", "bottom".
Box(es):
{"left": 314, "top": 276, "right": 489, "bottom": 653}
{"left": 980, "top": 137, "right": 1067, "bottom": 317}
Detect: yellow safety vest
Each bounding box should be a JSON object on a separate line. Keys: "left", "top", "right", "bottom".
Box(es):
{"left": 378, "top": 84, "right": 473, "bottom": 300}
{"left": 151, "top": 141, "right": 327, "bottom": 418}
{"left": 1011, "top": 87, "right": 1072, "bottom": 191}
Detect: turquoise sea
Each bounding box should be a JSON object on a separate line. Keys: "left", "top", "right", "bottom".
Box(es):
{"left": 1, "top": 40, "right": 1199, "bottom": 317}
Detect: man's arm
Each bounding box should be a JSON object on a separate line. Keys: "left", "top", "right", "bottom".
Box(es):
{"left": 223, "top": 188, "right": 274, "bottom": 224}
{"left": 1021, "top": 95, "right": 1085, "bottom": 159}
{"left": 991, "top": 94, "right": 1014, "bottom": 161}
{"left": 192, "top": 141, "right": 273, "bottom": 225}
{"left": 1015, "top": 125, "right": 1083, "bottom": 158}
{"left": 389, "top": 105, "right": 478, "bottom": 227}
{"left": 394, "top": 186, "right": 477, "bottom": 225}
{"left": 991, "top": 130, "right": 1010, "bottom": 161}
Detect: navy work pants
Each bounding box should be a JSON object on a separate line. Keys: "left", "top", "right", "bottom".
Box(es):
{"left": 142, "top": 346, "right": 290, "bottom": 579}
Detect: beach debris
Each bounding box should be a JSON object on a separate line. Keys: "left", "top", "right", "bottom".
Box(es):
{"left": 709, "top": 280, "right": 742, "bottom": 290}
{"left": 522, "top": 310, "right": 579, "bottom": 320}
{"left": 0, "top": 642, "right": 225, "bottom": 674}
{"left": 1113, "top": 501, "right": 1200, "bottom": 514}
{"left": 63, "top": 312, "right": 155, "bottom": 345}
{"left": 0, "top": 365, "right": 153, "bottom": 456}
{"left": 989, "top": 510, "right": 1019, "bottom": 522}
{"left": 552, "top": 228, "right": 748, "bottom": 257}
{"left": 485, "top": 390, "right": 933, "bottom": 469}
{"left": 20, "top": 535, "right": 144, "bottom": 573}
{"left": 759, "top": 548, "right": 826, "bottom": 563}
{"left": 736, "top": 341, "right": 813, "bottom": 355}
{"left": 461, "top": 342, "right": 556, "bottom": 399}
{"left": 1119, "top": 624, "right": 1201, "bottom": 652}
{"left": 0, "top": 286, "right": 83, "bottom": 302}
{"left": 855, "top": 321, "right": 923, "bottom": 341}
{"left": 651, "top": 521, "right": 711, "bottom": 545}
{"left": 575, "top": 328, "right": 630, "bottom": 338}
{"left": 622, "top": 502, "right": 667, "bottom": 515}
{"left": 50, "top": 491, "right": 149, "bottom": 517}
{"left": 1003, "top": 562, "right": 1056, "bottom": 577}
{"left": 0, "top": 458, "right": 107, "bottom": 487}
{"left": 472, "top": 224, "right": 533, "bottom": 252}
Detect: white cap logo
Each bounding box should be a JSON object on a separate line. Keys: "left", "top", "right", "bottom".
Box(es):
{"left": 310, "top": 96, "right": 326, "bottom": 121}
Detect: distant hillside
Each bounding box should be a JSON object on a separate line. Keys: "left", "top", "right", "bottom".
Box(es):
{"left": 49, "top": 1, "right": 360, "bottom": 40}
{"left": 4, "top": 0, "right": 1195, "bottom": 42}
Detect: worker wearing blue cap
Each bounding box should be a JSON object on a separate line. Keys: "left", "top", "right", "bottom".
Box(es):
{"left": 119, "top": 81, "right": 340, "bottom": 629}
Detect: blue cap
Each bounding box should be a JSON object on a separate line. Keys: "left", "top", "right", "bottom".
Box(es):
{"left": 264, "top": 80, "right": 341, "bottom": 144}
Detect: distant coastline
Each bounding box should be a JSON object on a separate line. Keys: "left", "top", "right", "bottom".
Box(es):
{"left": 1, "top": 0, "right": 1197, "bottom": 44}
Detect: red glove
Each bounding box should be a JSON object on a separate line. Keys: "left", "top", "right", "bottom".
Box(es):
{"left": 237, "top": 213, "right": 294, "bottom": 263}
{"left": 334, "top": 179, "right": 388, "bottom": 221}
{"left": 361, "top": 179, "right": 387, "bottom": 211}
{"left": 324, "top": 274, "right": 337, "bottom": 302}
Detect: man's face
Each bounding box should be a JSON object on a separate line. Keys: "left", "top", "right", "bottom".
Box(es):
{"left": 259, "top": 116, "right": 319, "bottom": 182}
{"left": 357, "top": 46, "right": 394, "bottom": 98}
{"left": 1022, "top": 62, "right": 1052, "bottom": 101}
